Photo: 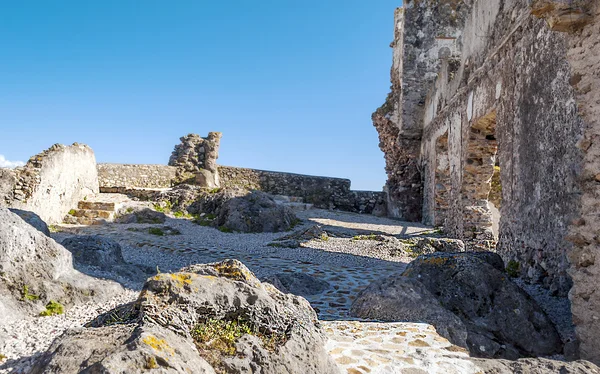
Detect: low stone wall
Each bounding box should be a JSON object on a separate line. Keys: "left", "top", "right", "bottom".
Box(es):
{"left": 97, "top": 164, "right": 177, "bottom": 190}
{"left": 1, "top": 143, "right": 99, "bottom": 224}
{"left": 218, "top": 166, "right": 385, "bottom": 214}
{"left": 96, "top": 163, "right": 386, "bottom": 215}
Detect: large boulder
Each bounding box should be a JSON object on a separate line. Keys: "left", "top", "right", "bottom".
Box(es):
{"left": 32, "top": 259, "right": 339, "bottom": 374}
{"left": 216, "top": 190, "right": 298, "bottom": 233}
{"left": 61, "top": 235, "right": 155, "bottom": 284}
{"left": 351, "top": 252, "right": 563, "bottom": 359}
{"left": 350, "top": 276, "right": 468, "bottom": 347}
{"left": 8, "top": 208, "right": 51, "bottom": 236}
{"left": 0, "top": 208, "right": 122, "bottom": 322}
{"left": 470, "top": 357, "right": 600, "bottom": 373}
{"left": 115, "top": 208, "right": 166, "bottom": 224}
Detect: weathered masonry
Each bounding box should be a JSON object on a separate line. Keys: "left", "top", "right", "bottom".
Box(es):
{"left": 374, "top": 0, "right": 600, "bottom": 363}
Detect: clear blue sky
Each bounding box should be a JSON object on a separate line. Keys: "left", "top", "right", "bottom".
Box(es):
{"left": 0, "top": 1, "right": 399, "bottom": 190}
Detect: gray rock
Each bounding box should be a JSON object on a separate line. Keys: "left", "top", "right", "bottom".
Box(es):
{"left": 61, "top": 235, "right": 125, "bottom": 270}
{"left": 60, "top": 235, "right": 155, "bottom": 284}
{"left": 217, "top": 190, "right": 298, "bottom": 233}
{"left": 195, "top": 169, "right": 219, "bottom": 189}
{"left": 470, "top": 357, "right": 600, "bottom": 373}
{"left": 0, "top": 208, "right": 122, "bottom": 322}
{"left": 402, "top": 252, "right": 563, "bottom": 359}
{"left": 32, "top": 259, "right": 339, "bottom": 374}
{"left": 350, "top": 276, "right": 468, "bottom": 348}
{"left": 115, "top": 208, "right": 166, "bottom": 224}
{"left": 264, "top": 273, "right": 330, "bottom": 297}
{"left": 389, "top": 236, "right": 466, "bottom": 258}
{"left": 8, "top": 208, "right": 51, "bottom": 236}
{"left": 32, "top": 324, "right": 216, "bottom": 374}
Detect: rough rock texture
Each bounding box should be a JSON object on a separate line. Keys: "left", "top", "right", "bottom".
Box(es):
{"left": 216, "top": 190, "right": 298, "bottom": 233}
{"left": 169, "top": 132, "right": 222, "bottom": 187}
{"left": 563, "top": 1, "right": 600, "bottom": 364}
{"left": 8, "top": 209, "right": 50, "bottom": 236}
{"left": 1, "top": 143, "right": 99, "bottom": 224}
{"left": 352, "top": 252, "right": 562, "bottom": 360}
{"left": 0, "top": 208, "right": 122, "bottom": 323}
{"left": 97, "top": 163, "right": 177, "bottom": 190}
{"left": 115, "top": 208, "right": 167, "bottom": 224}
{"left": 60, "top": 235, "right": 155, "bottom": 283}
{"left": 403, "top": 252, "right": 562, "bottom": 359}
{"left": 264, "top": 273, "right": 330, "bottom": 297}
{"left": 471, "top": 357, "right": 600, "bottom": 374}
{"left": 32, "top": 260, "right": 339, "bottom": 374}
{"left": 350, "top": 276, "right": 468, "bottom": 348}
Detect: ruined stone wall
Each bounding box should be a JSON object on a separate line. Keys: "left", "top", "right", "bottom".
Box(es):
{"left": 382, "top": 0, "right": 599, "bottom": 362}
{"left": 97, "top": 164, "right": 177, "bottom": 190}
{"left": 373, "top": 2, "right": 470, "bottom": 221}
{"left": 219, "top": 165, "right": 386, "bottom": 214}
{"left": 169, "top": 132, "right": 222, "bottom": 188}
{"left": 1, "top": 144, "right": 99, "bottom": 224}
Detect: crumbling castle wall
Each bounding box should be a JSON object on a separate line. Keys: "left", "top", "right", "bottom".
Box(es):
{"left": 0, "top": 144, "right": 99, "bottom": 224}
{"left": 376, "top": 0, "right": 599, "bottom": 362}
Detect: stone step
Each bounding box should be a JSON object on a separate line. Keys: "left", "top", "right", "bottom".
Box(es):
{"left": 70, "top": 209, "right": 114, "bottom": 219}
{"left": 77, "top": 201, "right": 116, "bottom": 211}
{"left": 75, "top": 217, "right": 108, "bottom": 225}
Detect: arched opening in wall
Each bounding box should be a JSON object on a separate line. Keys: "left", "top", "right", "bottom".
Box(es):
{"left": 433, "top": 132, "right": 450, "bottom": 227}
{"left": 461, "top": 110, "right": 500, "bottom": 247}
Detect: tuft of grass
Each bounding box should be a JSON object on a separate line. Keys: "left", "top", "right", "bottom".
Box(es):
{"left": 192, "top": 319, "right": 253, "bottom": 356}
{"left": 289, "top": 218, "right": 302, "bottom": 230}
{"left": 506, "top": 260, "right": 520, "bottom": 278}
{"left": 48, "top": 225, "right": 60, "bottom": 233}
{"left": 22, "top": 285, "right": 39, "bottom": 301}
{"left": 352, "top": 234, "right": 378, "bottom": 241}
{"left": 191, "top": 318, "right": 287, "bottom": 372}
{"left": 319, "top": 233, "right": 329, "bottom": 241}
{"left": 68, "top": 209, "right": 76, "bottom": 216}
{"left": 39, "top": 300, "right": 64, "bottom": 316}
{"left": 218, "top": 226, "right": 234, "bottom": 233}
{"left": 173, "top": 211, "right": 185, "bottom": 218}
{"left": 153, "top": 201, "right": 173, "bottom": 213}
{"left": 208, "top": 188, "right": 221, "bottom": 194}
{"left": 148, "top": 227, "right": 165, "bottom": 236}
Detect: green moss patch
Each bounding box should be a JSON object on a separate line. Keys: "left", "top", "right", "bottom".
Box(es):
{"left": 40, "top": 300, "right": 64, "bottom": 317}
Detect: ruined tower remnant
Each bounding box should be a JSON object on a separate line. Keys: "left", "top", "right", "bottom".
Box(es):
{"left": 169, "top": 132, "right": 222, "bottom": 188}
{"left": 374, "top": 0, "right": 599, "bottom": 363}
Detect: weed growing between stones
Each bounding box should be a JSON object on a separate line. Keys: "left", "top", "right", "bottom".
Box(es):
{"left": 22, "top": 285, "right": 39, "bottom": 301}
{"left": 153, "top": 201, "right": 172, "bottom": 213}
{"left": 506, "top": 260, "right": 520, "bottom": 278}
{"left": 39, "top": 300, "right": 64, "bottom": 316}
{"left": 149, "top": 227, "right": 165, "bottom": 236}
{"left": 68, "top": 209, "right": 76, "bottom": 215}
{"left": 191, "top": 318, "right": 287, "bottom": 372}
{"left": 352, "top": 234, "right": 380, "bottom": 241}
{"left": 218, "top": 226, "right": 234, "bottom": 233}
